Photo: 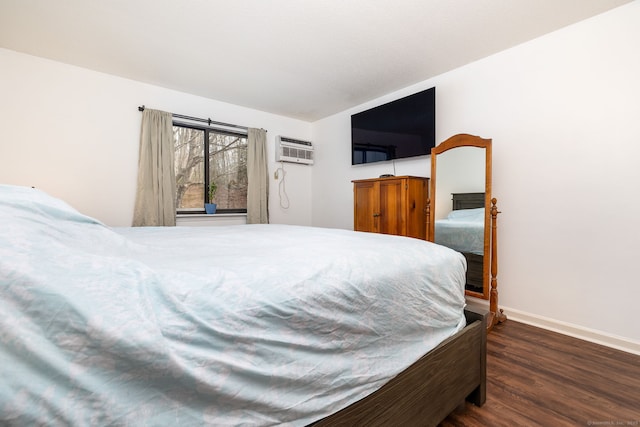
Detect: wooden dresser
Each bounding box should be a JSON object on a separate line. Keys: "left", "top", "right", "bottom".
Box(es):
{"left": 352, "top": 176, "right": 429, "bottom": 240}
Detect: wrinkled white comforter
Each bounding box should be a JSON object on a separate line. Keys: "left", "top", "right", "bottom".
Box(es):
{"left": 0, "top": 185, "right": 466, "bottom": 426}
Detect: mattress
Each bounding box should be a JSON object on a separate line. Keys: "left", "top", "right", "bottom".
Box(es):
{"left": 0, "top": 185, "right": 467, "bottom": 426}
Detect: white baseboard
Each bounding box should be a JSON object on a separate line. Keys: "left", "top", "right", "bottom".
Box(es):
{"left": 466, "top": 299, "right": 640, "bottom": 356}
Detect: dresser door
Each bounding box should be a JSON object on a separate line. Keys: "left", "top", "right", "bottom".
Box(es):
{"left": 378, "top": 178, "right": 405, "bottom": 236}
{"left": 353, "top": 181, "right": 379, "bottom": 233}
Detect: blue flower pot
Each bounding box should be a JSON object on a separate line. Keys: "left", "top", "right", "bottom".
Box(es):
{"left": 204, "top": 203, "right": 217, "bottom": 214}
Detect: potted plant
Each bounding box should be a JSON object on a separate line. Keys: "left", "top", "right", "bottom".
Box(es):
{"left": 205, "top": 181, "right": 217, "bottom": 214}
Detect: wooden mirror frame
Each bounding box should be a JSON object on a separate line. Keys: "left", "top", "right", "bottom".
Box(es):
{"left": 427, "top": 134, "right": 505, "bottom": 330}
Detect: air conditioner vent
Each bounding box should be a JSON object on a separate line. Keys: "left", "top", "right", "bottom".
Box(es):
{"left": 276, "top": 136, "right": 314, "bottom": 165}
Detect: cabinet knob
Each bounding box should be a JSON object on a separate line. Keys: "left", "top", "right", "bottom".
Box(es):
{"left": 373, "top": 213, "right": 380, "bottom": 217}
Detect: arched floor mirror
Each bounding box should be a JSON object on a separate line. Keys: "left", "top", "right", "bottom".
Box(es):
{"left": 427, "top": 134, "right": 506, "bottom": 330}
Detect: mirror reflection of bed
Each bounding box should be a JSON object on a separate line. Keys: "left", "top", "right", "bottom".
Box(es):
{"left": 434, "top": 192, "right": 485, "bottom": 294}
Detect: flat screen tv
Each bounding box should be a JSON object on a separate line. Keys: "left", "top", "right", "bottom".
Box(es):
{"left": 351, "top": 87, "right": 435, "bottom": 165}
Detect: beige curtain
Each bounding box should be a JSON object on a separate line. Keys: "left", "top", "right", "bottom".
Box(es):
{"left": 132, "top": 109, "right": 176, "bottom": 226}
{"left": 246, "top": 128, "right": 269, "bottom": 224}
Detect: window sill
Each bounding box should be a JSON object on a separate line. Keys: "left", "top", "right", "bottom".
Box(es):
{"left": 176, "top": 213, "right": 247, "bottom": 227}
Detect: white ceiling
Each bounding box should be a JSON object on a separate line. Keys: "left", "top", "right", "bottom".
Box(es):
{"left": 0, "top": 0, "right": 632, "bottom": 121}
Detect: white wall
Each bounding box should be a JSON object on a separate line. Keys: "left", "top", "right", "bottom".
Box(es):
{"left": 0, "top": 48, "right": 313, "bottom": 226}
{"left": 311, "top": 3, "right": 640, "bottom": 346}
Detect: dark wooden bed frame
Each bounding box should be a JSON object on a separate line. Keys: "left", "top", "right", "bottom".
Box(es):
{"left": 312, "top": 306, "right": 487, "bottom": 426}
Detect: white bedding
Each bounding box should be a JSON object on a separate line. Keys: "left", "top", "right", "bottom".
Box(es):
{"left": 0, "top": 185, "right": 467, "bottom": 426}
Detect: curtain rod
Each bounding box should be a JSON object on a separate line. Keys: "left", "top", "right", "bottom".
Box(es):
{"left": 138, "top": 105, "right": 249, "bottom": 131}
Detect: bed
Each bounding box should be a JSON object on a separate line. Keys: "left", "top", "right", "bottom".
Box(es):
{"left": 0, "top": 185, "right": 486, "bottom": 426}
{"left": 434, "top": 193, "right": 485, "bottom": 293}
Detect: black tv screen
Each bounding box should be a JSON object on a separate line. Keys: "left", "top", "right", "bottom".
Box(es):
{"left": 351, "top": 87, "right": 435, "bottom": 165}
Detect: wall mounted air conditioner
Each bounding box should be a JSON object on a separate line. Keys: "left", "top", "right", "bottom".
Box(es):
{"left": 276, "top": 136, "right": 314, "bottom": 165}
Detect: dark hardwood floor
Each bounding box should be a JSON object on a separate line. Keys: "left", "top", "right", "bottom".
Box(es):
{"left": 440, "top": 320, "right": 640, "bottom": 427}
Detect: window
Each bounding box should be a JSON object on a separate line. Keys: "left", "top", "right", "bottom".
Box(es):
{"left": 174, "top": 123, "right": 248, "bottom": 213}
